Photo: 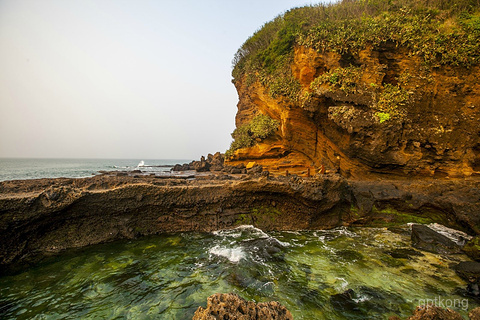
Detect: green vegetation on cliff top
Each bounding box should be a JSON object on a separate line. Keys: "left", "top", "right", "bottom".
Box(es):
{"left": 232, "top": 0, "right": 480, "bottom": 116}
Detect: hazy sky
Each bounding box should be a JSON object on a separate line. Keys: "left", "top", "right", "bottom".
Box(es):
{"left": 0, "top": 0, "right": 334, "bottom": 160}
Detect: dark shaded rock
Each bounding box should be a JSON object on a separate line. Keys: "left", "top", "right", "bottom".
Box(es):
{"left": 411, "top": 224, "right": 461, "bottom": 254}
{"left": 172, "top": 163, "right": 194, "bottom": 171}
{"left": 454, "top": 261, "right": 480, "bottom": 283}
{"left": 468, "top": 283, "right": 480, "bottom": 296}
{"left": 330, "top": 286, "right": 408, "bottom": 318}
{"left": 453, "top": 261, "right": 480, "bottom": 297}
{"left": 192, "top": 293, "right": 293, "bottom": 320}
{"left": 193, "top": 156, "right": 211, "bottom": 172}
{"left": 247, "top": 164, "right": 263, "bottom": 174}
{"left": 173, "top": 153, "right": 224, "bottom": 172}
{"left": 387, "top": 248, "right": 424, "bottom": 259}
{"left": 330, "top": 289, "right": 360, "bottom": 313}
{"left": 209, "top": 152, "right": 225, "bottom": 172}
{"left": 334, "top": 249, "right": 365, "bottom": 262}
{"left": 464, "top": 237, "right": 480, "bottom": 262}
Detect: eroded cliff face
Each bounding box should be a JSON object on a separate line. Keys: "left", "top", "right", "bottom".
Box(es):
{"left": 228, "top": 44, "right": 480, "bottom": 178}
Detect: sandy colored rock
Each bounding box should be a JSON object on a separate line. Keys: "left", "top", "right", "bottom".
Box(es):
{"left": 229, "top": 43, "right": 480, "bottom": 179}
{"left": 469, "top": 307, "right": 480, "bottom": 320}
{"left": 407, "top": 306, "right": 463, "bottom": 320}
{"left": 192, "top": 293, "right": 293, "bottom": 320}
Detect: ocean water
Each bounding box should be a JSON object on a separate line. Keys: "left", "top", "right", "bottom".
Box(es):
{"left": 0, "top": 158, "right": 191, "bottom": 182}
{"left": 0, "top": 226, "right": 477, "bottom": 320}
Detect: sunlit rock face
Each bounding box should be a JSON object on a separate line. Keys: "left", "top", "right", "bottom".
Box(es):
{"left": 228, "top": 43, "right": 480, "bottom": 178}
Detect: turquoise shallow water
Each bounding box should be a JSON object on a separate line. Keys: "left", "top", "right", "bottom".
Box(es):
{"left": 0, "top": 226, "right": 477, "bottom": 320}
{"left": 0, "top": 158, "right": 191, "bottom": 181}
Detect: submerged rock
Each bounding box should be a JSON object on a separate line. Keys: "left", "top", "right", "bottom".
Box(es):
{"left": 192, "top": 293, "right": 293, "bottom": 320}
{"left": 411, "top": 224, "right": 462, "bottom": 254}
{"left": 454, "top": 261, "right": 480, "bottom": 284}
{"left": 387, "top": 248, "right": 424, "bottom": 260}
{"left": 330, "top": 289, "right": 361, "bottom": 313}
{"left": 331, "top": 287, "right": 406, "bottom": 317}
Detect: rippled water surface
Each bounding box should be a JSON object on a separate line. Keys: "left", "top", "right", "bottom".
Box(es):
{"left": 0, "top": 226, "right": 477, "bottom": 319}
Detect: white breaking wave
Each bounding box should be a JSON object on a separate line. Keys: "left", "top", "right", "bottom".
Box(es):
{"left": 209, "top": 245, "right": 245, "bottom": 263}
{"left": 212, "top": 225, "right": 270, "bottom": 239}
{"left": 136, "top": 160, "right": 145, "bottom": 168}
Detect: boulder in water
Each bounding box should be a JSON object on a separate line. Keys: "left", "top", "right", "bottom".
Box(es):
{"left": 411, "top": 224, "right": 461, "bottom": 254}
{"left": 192, "top": 293, "right": 293, "bottom": 320}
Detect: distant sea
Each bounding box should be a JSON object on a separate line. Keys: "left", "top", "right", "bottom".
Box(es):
{"left": 0, "top": 158, "right": 192, "bottom": 182}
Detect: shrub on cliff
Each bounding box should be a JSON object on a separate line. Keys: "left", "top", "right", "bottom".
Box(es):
{"left": 226, "top": 114, "right": 279, "bottom": 157}
{"left": 232, "top": 0, "right": 480, "bottom": 106}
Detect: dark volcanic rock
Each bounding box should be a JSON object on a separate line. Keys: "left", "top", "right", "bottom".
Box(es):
{"left": 209, "top": 152, "right": 225, "bottom": 172}
{"left": 172, "top": 163, "right": 194, "bottom": 171}
{"left": 193, "top": 156, "right": 211, "bottom": 172}
{"left": 387, "top": 248, "right": 424, "bottom": 260}
{"left": 174, "top": 153, "right": 225, "bottom": 173}
{"left": 454, "top": 261, "right": 480, "bottom": 296}
{"left": 192, "top": 293, "right": 293, "bottom": 320}
{"left": 454, "top": 261, "right": 480, "bottom": 283}
{"left": 411, "top": 224, "right": 462, "bottom": 254}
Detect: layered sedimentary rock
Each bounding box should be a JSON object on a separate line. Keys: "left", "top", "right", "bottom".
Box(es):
{"left": 229, "top": 44, "right": 480, "bottom": 178}
{"left": 226, "top": 1, "right": 480, "bottom": 178}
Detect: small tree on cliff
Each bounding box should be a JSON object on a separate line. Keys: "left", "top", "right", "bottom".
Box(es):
{"left": 226, "top": 114, "right": 279, "bottom": 158}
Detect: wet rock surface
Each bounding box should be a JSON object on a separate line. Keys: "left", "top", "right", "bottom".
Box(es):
{"left": 1, "top": 174, "right": 480, "bottom": 272}
{"left": 411, "top": 224, "right": 462, "bottom": 254}
{"left": 192, "top": 293, "right": 293, "bottom": 320}
{"left": 464, "top": 237, "right": 480, "bottom": 261}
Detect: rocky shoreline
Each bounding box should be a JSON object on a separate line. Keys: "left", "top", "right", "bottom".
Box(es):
{"left": 1, "top": 171, "right": 480, "bottom": 275}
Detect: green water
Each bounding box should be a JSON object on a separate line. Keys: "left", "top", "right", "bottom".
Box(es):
{"left": 0, "top": 226, "right": 476, "bottom": 319}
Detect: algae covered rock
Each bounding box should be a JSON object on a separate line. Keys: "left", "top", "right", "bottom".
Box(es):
{"left": 464, "top": 237, "right": 480, "bottom": 261}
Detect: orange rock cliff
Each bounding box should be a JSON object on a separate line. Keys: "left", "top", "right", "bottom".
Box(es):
{"left": 225, "top": 0, "right": 480, "bottom": 179}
